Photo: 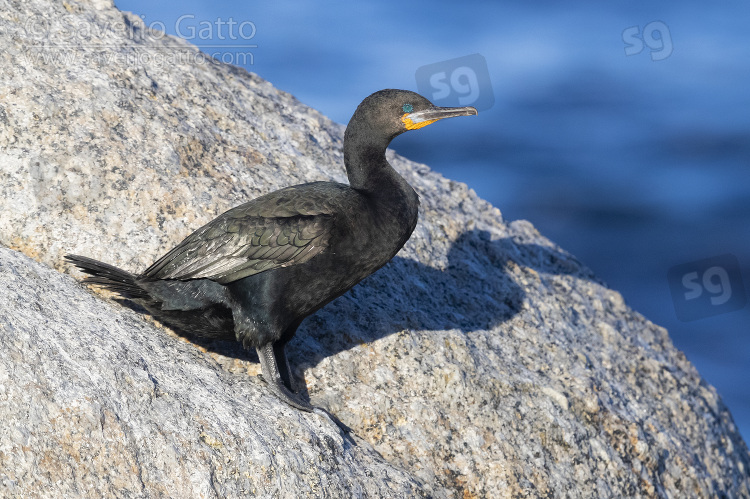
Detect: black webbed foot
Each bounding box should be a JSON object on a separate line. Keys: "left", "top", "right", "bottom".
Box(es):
{"left": 257, "top": 342, "right": 314, "bottom": 412}
{"left": 256, "top": 343, "right": 353, "bottom": 436}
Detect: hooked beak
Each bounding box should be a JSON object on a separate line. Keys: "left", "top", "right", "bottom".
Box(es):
{"left": 402, "top": 105, "right": 478, "bottom": 130}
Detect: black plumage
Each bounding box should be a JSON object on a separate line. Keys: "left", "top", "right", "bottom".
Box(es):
{"left": 66, "top": 89, "right": 477, "bottom": 412}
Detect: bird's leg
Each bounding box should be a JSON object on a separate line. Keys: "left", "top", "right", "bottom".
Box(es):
{"left": 257, "top": 344, "right": 353, "bottom": 435}
{"left": 256, "top": 342, "right": 313, "bottom": 412}
{"left": 273, "top": 340, "right": 296, "bottom": 392}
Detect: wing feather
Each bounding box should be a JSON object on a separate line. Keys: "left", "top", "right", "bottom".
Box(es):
{"left": 141, "top": 182, "right": 347, "bottom": 284}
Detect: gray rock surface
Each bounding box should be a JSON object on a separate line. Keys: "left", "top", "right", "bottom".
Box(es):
{"left": 1, "top": 0, "right": 749, "bottom": 497}
{"left": 0, "top": 247, "right": 428, "bottom": 498}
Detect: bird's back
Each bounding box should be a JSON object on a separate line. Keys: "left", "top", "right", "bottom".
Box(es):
{"left": 224, "top": 179, "right": 418, "bottom": 332}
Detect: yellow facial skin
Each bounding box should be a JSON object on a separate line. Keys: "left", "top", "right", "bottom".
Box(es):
{"left": 401, "top": 113, "right": 439, "bottom": 130}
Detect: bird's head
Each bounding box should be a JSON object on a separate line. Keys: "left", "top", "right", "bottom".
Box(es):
{"left": 346, "top": 89, "right": 478, "bottom": 145}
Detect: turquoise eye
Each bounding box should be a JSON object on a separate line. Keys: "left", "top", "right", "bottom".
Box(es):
{"left": 402, "top": 104, "right": 413, "bottom": 113}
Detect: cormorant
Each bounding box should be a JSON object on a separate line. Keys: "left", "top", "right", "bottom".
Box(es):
{"left": 66, "top": 89, "right": 477, "bottom": 412}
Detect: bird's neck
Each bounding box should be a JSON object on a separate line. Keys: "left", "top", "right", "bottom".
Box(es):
{"left": 344, "top": 137, "right": 419, "bottom": 232}
{"left": 343, "top": 128, "right": 420, "bottom": 246}
{"left": 343, "top": 126, "right": 401, "bottom": 194}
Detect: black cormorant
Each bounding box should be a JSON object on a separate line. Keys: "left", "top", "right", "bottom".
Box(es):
{"left": 66, "top": 89, "right": 477, "bottom": 412}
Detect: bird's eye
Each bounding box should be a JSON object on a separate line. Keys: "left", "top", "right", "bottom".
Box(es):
{"left": 402, "top": 104, "right": 413, "bottom": 113}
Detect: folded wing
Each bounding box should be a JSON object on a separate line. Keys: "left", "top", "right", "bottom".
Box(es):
{"left": 142, "top": 184, "right": 341, "bottom": 284}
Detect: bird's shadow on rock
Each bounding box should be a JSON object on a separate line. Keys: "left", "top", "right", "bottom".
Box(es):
{"left": 291, "top": 228, "right": 600, "bottom": 367}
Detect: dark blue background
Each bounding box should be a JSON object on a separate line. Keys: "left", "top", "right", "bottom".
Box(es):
{"left": 115, "top": 0, "right": 750, "bottom": 440}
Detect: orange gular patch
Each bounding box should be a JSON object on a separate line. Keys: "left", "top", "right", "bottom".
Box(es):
{"left": 401, "top": 113, "right": 439, "bottom": 130}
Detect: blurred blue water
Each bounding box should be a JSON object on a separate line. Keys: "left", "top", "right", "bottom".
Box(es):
{"left": 115, "top": 0, "right": 750, "bottom": 440}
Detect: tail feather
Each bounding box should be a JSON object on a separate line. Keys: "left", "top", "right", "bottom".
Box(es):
{"left": 65, "top": 254, "right": 149, "bottom": 299}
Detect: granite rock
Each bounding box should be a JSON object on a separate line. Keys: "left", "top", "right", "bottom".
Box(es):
{"left": 0, "top": 247, "right": 430, "bottom": 497}
{"left": 1, "top": 0, "right": 749, "bottom": 497}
